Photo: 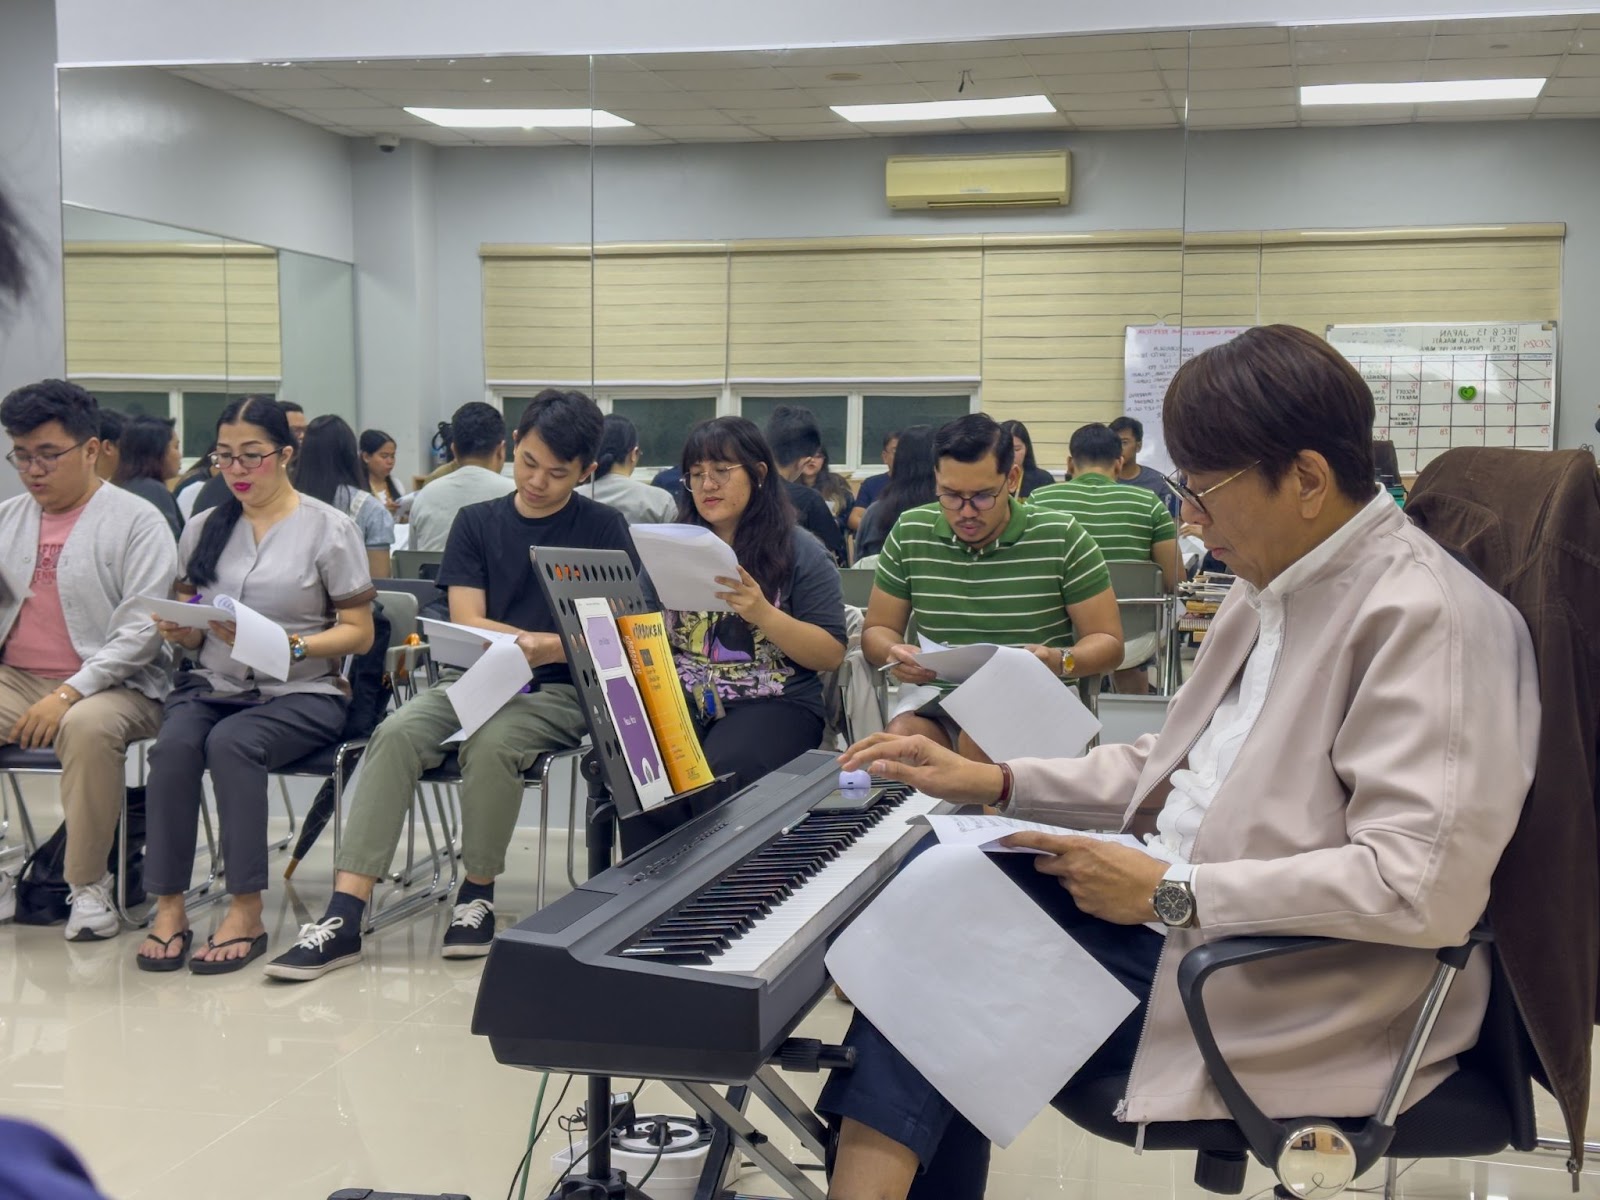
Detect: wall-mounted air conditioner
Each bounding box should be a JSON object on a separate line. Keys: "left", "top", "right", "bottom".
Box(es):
{"left": 885, "top": 150, "right": 1071, "bottom": 210}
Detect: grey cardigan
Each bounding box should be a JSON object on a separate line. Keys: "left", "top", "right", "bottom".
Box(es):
{"left": 0, "top": 482, "right": 179, "bottom": 701}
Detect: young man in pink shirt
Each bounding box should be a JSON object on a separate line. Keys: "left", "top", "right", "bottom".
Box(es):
{"left": 0, "top": 380, "right": 178, "bottom": 939}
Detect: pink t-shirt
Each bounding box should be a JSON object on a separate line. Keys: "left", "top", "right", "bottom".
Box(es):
{"left": 1, "top": 503, "right": 88, "bottom": 680}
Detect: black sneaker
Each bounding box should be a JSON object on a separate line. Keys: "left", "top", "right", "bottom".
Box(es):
{"left": 262, "top": 916, "right": 363, "bottom": 981}
{"left": 441, "top": 897, "right": 496, "bottom": 958}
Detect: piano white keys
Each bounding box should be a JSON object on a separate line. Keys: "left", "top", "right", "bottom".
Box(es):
{"left": 695, "top": 792, "right": 942, "bottom": 978}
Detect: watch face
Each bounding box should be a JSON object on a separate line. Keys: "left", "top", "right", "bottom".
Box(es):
{"left": 1155, "top": 881, "right": 1194, "bottom": 927}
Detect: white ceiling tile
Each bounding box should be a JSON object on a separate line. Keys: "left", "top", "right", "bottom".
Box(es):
{"left": 609, "top": 107, "right": 733, "bottom": 126}
{"left": 1298, "top": 111, "right": 1415, "bottom": 125}
{"left": 917, "top": 76, "right": 1045, "bottom": 102}
{"left": 1296, "top": 63, "right": 1423, "bottom": 86}
{"left": 1148, "top": 32, "right": 1191, "bottom": 49}
{"left": 1154, "top": 48, "right": 1191, "bottom": 70}
{"left": 744, "top": 123, "right": 863, "bottom": 138}
{"left": 1187, "top": 44, "right": 1294, "bottom": 70}
{"left": 887, "top": 40, "right": 1026, "bottom": 62}
{"left": 842, "top": 118, "right": 986, "bottom": 135}
{"left": 1544, "top": 75, "right": 1600, "bottom": 96}
{"left": 650, "top": 125, "right": 768, "bottom": 140}
{"left": 187, "top": 64, "right": 339, "bottom": 90}
{"left": 719, "top": 106, "right": 840, "bottom": 125}
{"left": 1451, "top": 16, "right": 1580, "bottom": 34}
{"left": 622, "top": 50, "right": 784, "bottom": 70}
{"left": 1187, "top": 67, "right": 1297, "bottom": 89}
{"left": 896, "top": 56, "right": 1032, "bottom": 84}
{"left": 295, "top": 106, "right": 412, "bottom": 125}
{"left": 1428, "top": 31, "right": 1578, "bottom": 58}
{"left": 1292, "top": 21, "right": 1438, "bottom": 40}
{"left": 255, "top": 87, "right": 394, "bottom": 109}
{"left": 769, "top": 46, "right": 899, "bottom": 67}
{"left": 1535, "top": 95, "right": 1600, "bottom": 112}
{"left": 167, "top": 67, "right": 221, "bottom": 84}
{"left": 1412, "top": 98, "right": 1539, "bottom": 117}
{"left": 1295, "top": 102, "right": 1416, "bottom": 120}
{"left": 587, "top": 67, "right": 683, "bottom": 93}
{"left": 1035, "top": 33, "right": 1160, "bottom": 54}
{"left": 1035, "top": 70, "right": 1166, "bottom": 94}
{"left": 1420, "top": 56, "right": 1563, "bottom": 80}
{"left": 1072, "top": 111, "right": 1181, "bottom": 128}
{"left": 775, "top": 63, "right": 913, "bottom": 89}
{"left": 802, "top": 82, "right": 936, "bottom": 104}
{"left": 1161, "top": 69, "right": 1191, "bottom": 90}
{"left": 1051, "top": 90, "right": 1172, "bottom": 112}
{"left": 1022, "top": 50, "right": 1161, "bottom": 76}
{"left": 958, "top": 112, "right": 1071, "bottom": 131}
{"left": 1557, "top": 55, "right": 1600, "bottom": 76}
{"left": 1292, "top": 35, "right": 1433, "bottom": 64}
{"left": 1189, "top": 27, "right": 1291, "bottom": 47}
{"left": 651, "top": 66, "right": 791, "bottom": 90}
{"left": 591, "top": 127, "right": 672, "bottom": 142}
{"left": 693, "top": 88, "right": 828, "bottom": 109}
{"left": 1186, "top": 105, "right": 1300, "bottom": 125}
{"left": 1188, "top": 87, "right": 1299, "bottom": 110}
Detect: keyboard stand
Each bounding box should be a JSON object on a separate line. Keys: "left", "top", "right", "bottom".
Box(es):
{"left": 669, "top": 1066, "right": 829, "bottom": 1200}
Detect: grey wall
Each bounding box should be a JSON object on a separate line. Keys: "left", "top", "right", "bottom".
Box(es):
{"left": 58, "top": 67, "right": 354, "bottom": 263}
{"left": 61, "top": 206, "right": 216, "bottom": 243}
{"left": 0, "top": 0, "right": 66, "bottom": 502}
{"left": 279, "top": 250, "right": 357, "bottom": 426}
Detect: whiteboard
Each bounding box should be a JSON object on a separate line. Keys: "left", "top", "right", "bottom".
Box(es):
{"left": 1326, "top": 321, "right": 1558, "bottom": 476}
{"left": 1123, "top": 325, "right": 1251, "bottom": 474}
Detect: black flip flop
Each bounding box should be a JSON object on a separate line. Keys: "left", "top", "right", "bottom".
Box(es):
{"left": 189, "top": 932, "right": 269, "bottom": 975}
{"left": 135, "top": 929, "right": 194, "bottom": 973}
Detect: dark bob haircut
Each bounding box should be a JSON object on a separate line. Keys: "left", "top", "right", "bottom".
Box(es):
{"left": 1164, "top": 324, "right": 1376, "bottom": 503}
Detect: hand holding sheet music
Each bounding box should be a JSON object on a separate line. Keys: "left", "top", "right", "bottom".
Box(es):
{"left": 140, "top": 593, "right": 291, "bottom": 680}
{"left": 629, "top": 525, "right": 740, "bottom": 612}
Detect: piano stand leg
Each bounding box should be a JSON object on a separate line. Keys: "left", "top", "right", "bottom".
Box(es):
{"left": 667, "top": 1081, "right": 828, "bottom": 1200}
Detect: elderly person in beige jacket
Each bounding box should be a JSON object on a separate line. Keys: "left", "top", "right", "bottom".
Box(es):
{"left": 823, "top": 324, "right": 1540, "bottom": 1198}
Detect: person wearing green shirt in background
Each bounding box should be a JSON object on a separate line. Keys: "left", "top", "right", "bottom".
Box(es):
{"left": 861, "top": 413, "right": 1123, "bottom": 759}
{"left": 1032, "top": 423, "right": 1181, "bottom": 694}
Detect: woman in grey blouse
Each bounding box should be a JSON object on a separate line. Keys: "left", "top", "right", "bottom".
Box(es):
{"left": 136, "top": 396, "right": 376, "bottom": 975}
{"left": 295, "top": 414, "right": 396, "bottom": 578}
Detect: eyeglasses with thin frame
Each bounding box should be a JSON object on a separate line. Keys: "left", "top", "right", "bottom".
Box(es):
{"left": 936, "top": 488, "right": 1004, "bottom": 514}
{"left": 1164, "top": 461, "right": 1261, "bottom": 518}
{"left": 211, "top": 448, "right": 285, "bottom": 471}
{"left": 6, "top": 440, "right": 89, "bottom": 474}
{"left": 685, "top": 464, "right": 746, "bottom": 492}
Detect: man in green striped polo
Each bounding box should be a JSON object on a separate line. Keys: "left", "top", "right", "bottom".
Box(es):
{"left": 862, "top": 413, "right": 1124, "bottom": 758}
{"left": 1032, "top": 422, "right": 1181, "bottom": 694}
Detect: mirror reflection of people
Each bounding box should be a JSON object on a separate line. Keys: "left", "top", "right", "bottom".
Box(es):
{"left": 1108, "top": 415, "right": 1181, "bottom": 517}
{"left": 360, "top": 427, "right": 402, "bottom": 515}
{"left": 406, "top": 401, "right": 514, "bottom": 553}
{"left": 300, "top": 416, "right": 396, "bottom": 579}
{"left": 820, "top": 325, "right": 1539, "bottom": 1199}
{"left": 583, "top": 413, "right": 677, "bottom": 525}
{"left": 111, "top": 414, "right": 184, "bottom": 538}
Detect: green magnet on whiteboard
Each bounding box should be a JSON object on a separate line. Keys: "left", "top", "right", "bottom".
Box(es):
{"left": 1458, "top": 385, "right": 1478, "bottom": 400}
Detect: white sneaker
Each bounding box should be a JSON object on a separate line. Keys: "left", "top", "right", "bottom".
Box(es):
{"left": 0, "top": 869, "right": 15, "bottom": 923}
{"left": 65, "top": 873, "right": 120, "bottom": 941}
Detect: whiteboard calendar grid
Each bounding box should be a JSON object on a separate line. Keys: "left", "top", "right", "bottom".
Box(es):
{"left": 1326, "top": 321, "right": 1557, "bottom": 476}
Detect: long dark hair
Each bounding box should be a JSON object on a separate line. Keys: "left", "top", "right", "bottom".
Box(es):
{"left": 186, "top": 395, "right": 294, "bottom": 589}
{"left": 1000, "top": 419, "right": 1042, "bottom": 473}
{"left": 177, "top": 441, "right": 216, "bottom": 490}
{"left": 594, "top": 414, "right": 638, "bottom": 478}
{"left": 808, "top": 450, "right": 854, "bottom": 517}
{"left": 677, "top": 417, "right": 797, "bottom": 599}
{"left": 359, "top": 428, "right": 400, "bottom": 499}
{"left": 872, "top": 423, "right": 937, "bottom": 533}
{"left": 112, "top": 414, "right": 176, "bottom": 485}
{"left": 297, "top": 415, "right": 367, "bottom": 507}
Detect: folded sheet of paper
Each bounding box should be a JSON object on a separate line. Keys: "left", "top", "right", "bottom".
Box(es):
{"left": 940, "top": 645, "right": 1102, "bottom": 761}
{"left": 140, "top": 593, "right": 290, "bottom": 680}
{"left": 912, "top": 634, "right": 1002, "bottom": 684}
{"left": 418, "top": 617, "right": 519, "bottom": 669}
{"left": 825, "top": 843, "right": 1139, "bottom": 1146}
{"left": 914, "top": 812, "right": 1150, "bottom": 856}
{"left": 445, "top": 639, "right": 533, "bottom": 740}
{"left": 629, "top": 524, "right": 740, "bottom": 612}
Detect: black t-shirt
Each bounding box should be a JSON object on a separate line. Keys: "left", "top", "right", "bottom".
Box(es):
{"left": 436, "top": 491, "right": 640, "bottom": 688}
{"left": 784, "top": 478, "right": 847, "bottom": 565}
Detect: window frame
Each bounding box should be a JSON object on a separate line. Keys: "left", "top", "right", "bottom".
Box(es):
{"left": 65, "top": 375, "right": 282, "bottom": 468}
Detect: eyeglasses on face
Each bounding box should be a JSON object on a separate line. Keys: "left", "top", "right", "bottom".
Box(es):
{"left": 211, "top": 448, "right": 285, "bottom": 471}
{"left": 6, "top": 440, "right": 89, "bottom": 473}
{"left": 685, "top": 464, "right": 745, "bottom": 492}
{"left": 936, "top": 488, "right": 1004, "bottom": 513}
{"left": 1163, "top": 461, "right": 1261, "bottom": 517}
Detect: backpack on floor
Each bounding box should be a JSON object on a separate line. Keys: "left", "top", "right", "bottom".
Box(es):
{"left": 13, "top": 785, "right": 146, "bottom": 925}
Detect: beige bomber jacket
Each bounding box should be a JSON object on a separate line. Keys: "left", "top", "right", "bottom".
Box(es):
{"left": 1007, "top": 494, "right": 1539, "bottom": 1126}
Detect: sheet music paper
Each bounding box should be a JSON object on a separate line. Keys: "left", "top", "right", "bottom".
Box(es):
{"left": 445, "top": 639, "right": 533, "bottom": 740}
{"left": 418, "top": 617, "right": 519, "bottom": 669}
{"left": 940, "top": 646, "right": 1102, "bottom": 760}
{"left": 140, "top": 593, "right": 290, "bottom": 680}
{"left": 826, "top": 844, "right": 1138, "bottom": 1146}
{"left": 913, "top": 812, "right": 1147, "bottom": 856}
{"left": 629, "top": 525, "right": 740, "bottom": 612}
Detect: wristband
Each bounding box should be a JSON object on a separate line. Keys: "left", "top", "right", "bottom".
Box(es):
{"left": 995, "top": 762, "right": 1014, "bottom": 810}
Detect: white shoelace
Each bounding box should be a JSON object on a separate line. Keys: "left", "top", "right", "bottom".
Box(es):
{"left": 68, "top": 879, "right": 114, "bottom": 914}
{"left": 450, "top": 899, "right": 492, "bottom": 929}
{"left": 291, "top": 917, "right": 346, "bottom": 950}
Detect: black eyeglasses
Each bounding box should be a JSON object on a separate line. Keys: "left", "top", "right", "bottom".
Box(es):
{"left": 936, "top": 489, "right": 1004, "bottom": 513}
{"left": 6, "top": 440, "right": 89, "bottom": 474}
{"left": 1163, "top": 461, "right": 1260, "bottom": 517}
{"left": 211, "top": 448, "right": 285, "bottom": 471}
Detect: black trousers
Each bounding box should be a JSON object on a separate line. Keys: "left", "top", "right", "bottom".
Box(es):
{"left": 700, "top": 699, "right": 825, "bottom": 791}
{"left": 144, "top": 683, "right": 347, "bottom": 896}
{"left": 816, "top": 845, "right": 1164, "bottom": 1198}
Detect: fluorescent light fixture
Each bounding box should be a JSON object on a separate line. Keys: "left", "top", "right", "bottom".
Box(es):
{"left": 831, "top": 95, "right": 1056, "bottom": 123}
{"left": 405, "top": 107, "right": 635, "bottom": 129}
{"left": 1300, "top": 78, "right": 1545, "bottom": 106}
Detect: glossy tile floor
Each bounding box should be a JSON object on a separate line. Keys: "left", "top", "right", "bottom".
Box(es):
{"left": 3, "top": 794, "right": 1600, "bottom": 1200}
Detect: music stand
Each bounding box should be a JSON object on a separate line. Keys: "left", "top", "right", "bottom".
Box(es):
{"left": 528, "top": 546, "right": 736, "bottom": 1198}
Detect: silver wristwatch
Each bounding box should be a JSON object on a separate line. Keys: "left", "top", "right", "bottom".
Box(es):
{"left": 1153, "top": 877, "right": 1198, "bottom": 929}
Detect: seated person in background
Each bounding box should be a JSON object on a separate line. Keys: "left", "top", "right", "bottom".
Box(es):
{"left": 650, "top": 462, "right": 682, "bottom": 494}
{"left": 802, "top": 448, "right": 858, "bottom": 541}
{"left": 666, "top": 417, "right": 846, "bottom": 789}
{"left": 173, "top": 441, "right": 217, "bottom": 522}
{"left": 853, "top": 424, "right": 935, "bottom": 562}
{"left": 1032, "top": 422, "right": 1180, "bottom": 694}
{"left": 1000, "top": 419, "right": 1055, "bottom": 497}
{"left": 762, "top": 405, "right": 848, "bottom": 565}
{"left": 822, "top": 324, "right": 1541, "bottom": 1199}
{"left": 1109, "top": 414, "right": 1182, "bottom": 518}
{"left": 138, "top": 396, "right": 375, "bottom": 974}
{"left": 0, "top": 381, "right": 177, "bottom": 938}
{"left": 407, "top": 401, "right": 514, "bottom": 553}
{"left": 266, "top": 389, "right": 637, "bottom": 980}
{"left": 863, "top": 413, "right": 1122, "bottom": 757}
{"left": 296, "top": 414, "right": 395, "bottom": 579}
{"left": 191, "top": 398, "right": 309, "bottom": 517}
{"left": 112, "top": 414, "right": 184, "bottom": 538}
{"left": 584, "top": 413, "right": 677, "bottom": 524}
{"left": 360, "top": 428, "right": 404, "bottom": 517}
{"left": 849, "top": 428, "right": 899, "bottom": 534}
{"left": 92, "top": 408, "right": 122, "bottom": 482}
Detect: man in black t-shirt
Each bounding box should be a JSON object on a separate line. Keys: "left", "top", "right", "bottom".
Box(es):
{"left": 267, "top": 390, "right": 639, "bottom": 980}
{"left": 763, "top": 405, "right": 848, "bottom": 565}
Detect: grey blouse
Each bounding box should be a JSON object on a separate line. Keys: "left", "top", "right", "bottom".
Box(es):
{"left": 177, "top": 495, "right": 376, "bottom": 697}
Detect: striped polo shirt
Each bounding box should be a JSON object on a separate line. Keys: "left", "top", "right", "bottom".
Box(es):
{"left": 1030, "top": 472, "right": 1178, "bottom": 562}
{"left": 874, "top": 499, "right": 1110, "bottom": 680}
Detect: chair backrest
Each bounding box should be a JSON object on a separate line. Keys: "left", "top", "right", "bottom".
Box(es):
{"left": 840, "top": 568, "right": 877, "bottom": 609}
{"left": 375, "top": 589, "right": 419, "bottom": 646}
{"left": 1108, "top": 559, "right": 1164, "bottom": 641}
{"left": 377, "top": 576, "right": 445, "bottom": 619}
{"left": 393, "top": 549, "right": 445, "bottom": 580}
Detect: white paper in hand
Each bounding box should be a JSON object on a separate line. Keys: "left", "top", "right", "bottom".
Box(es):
{"left": 630, "top": 524, "right": 739, "bottom": 612}
{"left": 141, "top": 595, "right": 232, "bottom": 629}
{"left": 826, "top": 844, "right": 1138, "bottom": 1146}
{"left": 913, "top": 812, "right": 1148, "bottom": 856}
{"left": 445, "top": 639, "right": 533, "bottom": 739}
{"left": 942, "top": 646, "right": 1101, "bottom": 760}
{"left": 212, "top": 595, "right": 291, "bottom": 681}
{"left": 418, "top": 618, "right": 518, "bottom": 669}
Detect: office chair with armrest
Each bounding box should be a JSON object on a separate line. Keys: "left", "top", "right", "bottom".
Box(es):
{"left": 1053, "top": 923, "right": 1535, "bottom": 1198}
